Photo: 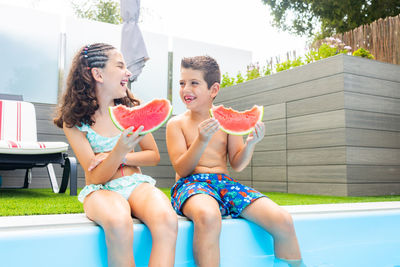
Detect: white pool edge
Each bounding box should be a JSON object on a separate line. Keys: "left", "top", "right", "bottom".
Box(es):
{"left": 1, "top": 201, "right": 400, "bottom": 231}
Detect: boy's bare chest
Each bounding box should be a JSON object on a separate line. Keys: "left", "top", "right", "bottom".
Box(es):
{"left": 182, "top": 125, "right": 228, "bottom": 151}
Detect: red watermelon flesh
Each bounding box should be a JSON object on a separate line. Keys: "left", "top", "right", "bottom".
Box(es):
{"left": 109, "top": 99, "right": 172, "bottom": 135}
{"left": 210, "top": 105, "right": 264, "bottom": 135}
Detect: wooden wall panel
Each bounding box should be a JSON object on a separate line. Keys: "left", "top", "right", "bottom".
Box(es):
{"left": 347, "top": 165, "right": 400, "bottom": 183}
{"left": 287, "top": 128, "right": 346, "bottom": 149}
{"left": 287, "top": 92, "right": 345, "bottom": 118}
{"left": 344, "top": 92, "right": 400, "bottom": 115}
{"left": 288, "top": 147, "right": 346, "bottom": 165}
{"left": 345, "top": 110, "right": 400, "bottom": 132}
{"left": 346, "top": 147, "right": 400, "bottom": 165}
{"left": 253, "top": 151, "right": 286, "bottom": 166}
{"left": 253, "top": 166, "right": 286, "bottom": 182}
{"left": 253, "top": 182, "right": 287, "bottom": 193}
{"left": 288, "top": 183, "right": 348, "bottom": 196}
{"left": 287, "top": 110, "right": 346, "bottom": 134}
{"left": 346, "top": 128, "right": 400, "bottom": 148}
{"left": 347, "top": 183, "right": 400, "bottom": 196}
{"left": 344, "top": 73, "right": 400, "bottom": 98}
{"left": 288, "top": 165, "right": 347, "bottom": 183}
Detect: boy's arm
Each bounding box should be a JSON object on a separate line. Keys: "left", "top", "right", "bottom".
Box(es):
{"left": 166, "top": 117, "right": 219, "bottom": 178}
{"left": 228, "top": 122, "right": 265, "bottom": 172}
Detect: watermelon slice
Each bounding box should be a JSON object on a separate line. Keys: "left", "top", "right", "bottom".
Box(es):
{"left": 210, "top": 105, "right": 264, "bottom": 135}
{"left": 109, "top": 99, "right": 172, "bottom": 135}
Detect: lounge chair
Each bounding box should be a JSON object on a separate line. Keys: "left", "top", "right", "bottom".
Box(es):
{"left": 0, "top": 98, "right": 77, "bottom": 195}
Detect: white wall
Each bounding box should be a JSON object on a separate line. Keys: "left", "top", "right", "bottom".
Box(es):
{"left": 0, "top": 5, "right": 59, "bottom": 104}
{"left": 0, "top": 4, "right": 251, "bottom": 107}
{"left": 132, "top": 31, "right": 169, "bottom": 102}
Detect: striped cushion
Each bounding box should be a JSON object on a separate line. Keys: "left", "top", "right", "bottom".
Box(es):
{"left": 0, "top": 140, "right": 68, "bottom": 154}
{"left": 0, "top": 100, "right": 37, "bottom": 142}
{"left": 0, "top": 100, "right": 69, "bottom": 155}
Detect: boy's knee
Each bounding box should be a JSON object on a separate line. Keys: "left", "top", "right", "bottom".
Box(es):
{"left": 275, "top": 210, "right": 296, "bottom": 236}
{"left": 192, "top": 207, "right": 221, "bottom": 230}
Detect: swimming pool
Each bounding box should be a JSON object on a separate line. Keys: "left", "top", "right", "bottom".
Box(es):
{"left": 0, "top": 202, "right": 399, "bottom": 266}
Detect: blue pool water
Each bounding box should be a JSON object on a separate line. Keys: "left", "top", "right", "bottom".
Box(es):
{"left": 295, "top": 210, "right": 400, "bottom": 267}
{"left": 0, "top": 206, "right": 399, "bottom": 267}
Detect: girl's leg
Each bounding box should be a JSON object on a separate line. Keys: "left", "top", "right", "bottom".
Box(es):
{"left": 83, "top": 190, "right": 134, "bottom": 267}
{"left": 181, "top": 194, "right": 221, "bottom": 267}
{"left": 240, "top": 197, "right": 301, "bottom": 261}
{"left": 128, "top": 183, "right": 178, "bottom": 267}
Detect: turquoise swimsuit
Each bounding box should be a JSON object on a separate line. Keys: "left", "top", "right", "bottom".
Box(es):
{"left": 76, "top": 123, "right": 156, "bottom": 203}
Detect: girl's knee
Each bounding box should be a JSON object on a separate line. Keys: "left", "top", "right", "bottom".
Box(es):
{"left": 160, "top": 209, "right": 179, "bottom": 230}
{"left": 149, "top": 209, "right": 178, "bottom": 242}
{"left": 152, "top": 208, "right": 178, "bottom": 230}
{"left": 103, "top": 213, "right": 133, "bottom": 235}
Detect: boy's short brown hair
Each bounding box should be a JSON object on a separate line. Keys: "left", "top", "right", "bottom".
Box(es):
{"left": 181, "top": 56, "right": 221, "bottom": 89}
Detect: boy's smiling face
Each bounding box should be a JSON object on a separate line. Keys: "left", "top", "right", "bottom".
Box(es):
{"left": 179, "top": 67, "right": 219, "bottom": 111}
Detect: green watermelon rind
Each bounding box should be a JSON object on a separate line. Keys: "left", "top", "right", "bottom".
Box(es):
{"left": 209, "top": 105, "right": 264, "bottom": 136}
{"left": 109, "top": 99, "right": 173, "bottom": 135}
{"left": 109, "top": 106, "right": 125, "bottom": 131}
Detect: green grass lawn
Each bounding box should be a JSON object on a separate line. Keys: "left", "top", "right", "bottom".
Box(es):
{"left": 1, "top": 188, "right": 400, "bottom": 216}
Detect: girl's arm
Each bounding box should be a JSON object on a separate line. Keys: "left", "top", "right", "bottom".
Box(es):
{"left": 124, "top": 132, "right": 160, "bottom": 167}
{"left": 166, "top": 117, "right": 219, "bottom": 178}
{"left": 87, "top": 132, "right": 160, "bottom": 171}
{"left": 228, "top": 122, "right": 265, "bottom": 172}
{"left": 64, "top": 124, "right": 143, "bottom": 184}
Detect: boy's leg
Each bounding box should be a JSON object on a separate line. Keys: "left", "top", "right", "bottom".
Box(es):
{"left": 182, "top": 194, "right": 222, "bottom": 267}
{"left": 129, "top": 183, "right": 178, "bottom": 267}
{"left": 83, "top": 190, "right": 134, "bottom": 267}
{"left": 240, "top": 197, "right": 302, "bottom": 261}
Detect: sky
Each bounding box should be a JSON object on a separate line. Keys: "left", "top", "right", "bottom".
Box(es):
{"left": 0, "top": 0, "right": 309, "bottom": 64}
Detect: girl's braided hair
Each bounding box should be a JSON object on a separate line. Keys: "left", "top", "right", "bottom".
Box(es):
{"left": 54, "top": 43, "right": 140, "bottom": 128}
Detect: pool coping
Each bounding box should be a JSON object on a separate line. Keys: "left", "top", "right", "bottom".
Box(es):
{"left": 1, "top": 201, "right": 400, "bottom": 231}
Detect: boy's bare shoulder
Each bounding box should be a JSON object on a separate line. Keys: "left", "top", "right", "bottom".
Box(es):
{"left": 167, "top": 112, "right": 188, "bottom": 128}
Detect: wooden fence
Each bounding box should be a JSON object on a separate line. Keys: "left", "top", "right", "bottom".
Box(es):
{"left": 333, "top": 14, "right": 400, "bottom": 65}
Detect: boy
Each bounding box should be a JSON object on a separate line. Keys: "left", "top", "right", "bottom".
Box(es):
{"left": 166, "top": 56, "right": 302, "bottom": 266}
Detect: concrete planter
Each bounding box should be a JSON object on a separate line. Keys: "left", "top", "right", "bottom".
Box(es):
{"left": 216, "top": 54, "right": 400, "bottom": 196}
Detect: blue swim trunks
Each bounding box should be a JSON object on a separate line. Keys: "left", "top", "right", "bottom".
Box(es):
{"left": 170, "top": 173, "right": 266, "bottom": 218}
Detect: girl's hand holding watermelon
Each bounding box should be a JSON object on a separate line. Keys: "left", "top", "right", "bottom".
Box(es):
{"left": 245, "top": 122, "right": 265, "bottom": 146}
{"left": 116, "top": 126, "right": 145, "bottom": 154}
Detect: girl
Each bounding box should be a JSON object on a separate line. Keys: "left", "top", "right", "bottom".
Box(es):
{"left": 54, "top": 43, "right": 177, "bottom": 267}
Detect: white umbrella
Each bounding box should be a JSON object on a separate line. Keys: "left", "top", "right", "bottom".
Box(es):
{"left": 120, "top": 0, "right": 149, "bottom": 82}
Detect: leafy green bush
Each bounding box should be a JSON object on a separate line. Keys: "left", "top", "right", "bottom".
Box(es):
{"left": 220, "top": 37, "right": 375, "bottom": 88}
{"left": 262, "top": 65, "right": 272, "bottom": 76}
{"left": 236, "top": 72, "right": 245, "bottom": 84}
{"left": 352, "top": 47, "right": 375, "bottom": 59}
{"left": 221, "top": 73, "right": 235, "bottom": 88}
{"left": 246, "top": 64, "right": 261, "bottom": 81}
{"left": 304, "top": 49, "right": 321, "bottom": 63}
{"left": 276, "top": 57, "right": 304, "bottom": 72}
{"left": 275, "top": 60, "right": 292, "bottom": 72}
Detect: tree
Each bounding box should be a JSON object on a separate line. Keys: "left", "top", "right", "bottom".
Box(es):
{"left": 72, "top": 0, "right": 122, "bottom": 25}
{"left": 261, "top": 0, "right": 400, "bottom": 38}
